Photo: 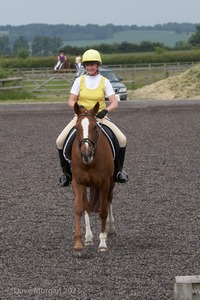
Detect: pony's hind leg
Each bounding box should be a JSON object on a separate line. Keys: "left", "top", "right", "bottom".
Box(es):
{"left": 107, "top": 203, "right": 116, "bottom": 236}
{"left": 84, "top": 212, "right": 93, "bottom": 246}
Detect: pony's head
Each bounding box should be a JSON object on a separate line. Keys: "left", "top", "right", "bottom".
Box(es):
{"left": 74, "top": 102, "right": 100, "bottom": 164}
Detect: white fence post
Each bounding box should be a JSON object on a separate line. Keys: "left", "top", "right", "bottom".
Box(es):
{"left": 174, "top": 276, "right": 200, "bottom": 300}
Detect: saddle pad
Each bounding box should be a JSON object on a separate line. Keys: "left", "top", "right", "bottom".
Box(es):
{"left": 97, "top": 123, "right": 116, "bottom": 160}
{"left": 63, "top": 124, "right": 116, "bottom": 162}
{"left": 63, "top": 128, "right": 77, "bottom": 162}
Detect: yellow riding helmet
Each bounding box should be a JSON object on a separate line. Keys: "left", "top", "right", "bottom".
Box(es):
{"left": 82, "top": 49, "right": 102, "bottom": 65}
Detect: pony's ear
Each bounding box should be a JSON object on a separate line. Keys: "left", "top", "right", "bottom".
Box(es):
{"left": 93, "top": 102, "right": 100, "bottom": 115}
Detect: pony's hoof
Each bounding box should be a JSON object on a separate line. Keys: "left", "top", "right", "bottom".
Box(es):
{"left": 85, "top": 240, "right": 94, "bottom": 246}
{"left": 84, "top": 234, "right": 93, "bottom": 246}
{"left": 74, "top": 241, "right": 84, "bottom": 251}
{"left": 108, "top": 229, "right": 117, "bottom": 237}
{"left": 73, "top": 250, "right": 84, "bottom": 258}
{"left": 98, "top": 246, "right": 108, "bottom": 252}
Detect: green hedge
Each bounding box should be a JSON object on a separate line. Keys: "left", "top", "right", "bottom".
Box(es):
{"left": 102, "top": 49, "right": 200, "bottom": 65}
{"left": 0, "top": 56, "right": 57, "bottom": 68}
{"left": 0, "top": 50, "right": 200, "bottom": 68}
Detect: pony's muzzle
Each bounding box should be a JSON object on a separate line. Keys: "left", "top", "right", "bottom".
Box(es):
{"left": 80, "top": 139, "right": 95, "bottom": 164}
{"left": 81, "top": 151, "right": 94, "bottom": 164}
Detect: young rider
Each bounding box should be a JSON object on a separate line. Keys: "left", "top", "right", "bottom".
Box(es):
{"left": 56, "top": 49, "right": 129, "bottom": 186}
{"left": 75, "top": 53, "right": 82, "bottom": 68}
{"left": 54, "top": 50, "right": 67, "bottom": 70}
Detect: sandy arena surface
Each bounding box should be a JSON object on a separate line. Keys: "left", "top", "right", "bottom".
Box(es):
{"left": 1, "top": 100, "right": 200, "bottom": 300}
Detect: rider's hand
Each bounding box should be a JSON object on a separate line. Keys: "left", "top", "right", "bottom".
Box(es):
{"left": 96, "top": 109, "right": 108, "bottom": 119}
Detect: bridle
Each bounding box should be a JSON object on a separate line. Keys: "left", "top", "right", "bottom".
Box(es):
{"left": 76, "top": 113, "right": 100, "bottom": 157}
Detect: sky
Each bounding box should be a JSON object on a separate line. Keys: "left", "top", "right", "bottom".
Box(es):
{"left": 0, "top": 0, "right": 199, "bottom": 27}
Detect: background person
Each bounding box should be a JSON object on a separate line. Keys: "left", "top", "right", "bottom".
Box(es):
{"left": 54, "top": 50, "right": 67, "bottom": 70}
{"left": 75, "top": 53, "right": 82, "bottom": 68}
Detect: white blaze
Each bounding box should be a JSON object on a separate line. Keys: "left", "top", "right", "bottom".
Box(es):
{"left": 81, "top": 118, "right": 89, "bottom": 141}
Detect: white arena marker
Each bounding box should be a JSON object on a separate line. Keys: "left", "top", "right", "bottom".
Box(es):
{"left": 174, "top": 275, "right": 200, "bottom": 300}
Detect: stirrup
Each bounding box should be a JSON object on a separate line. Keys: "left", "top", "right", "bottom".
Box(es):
{"left": 115, "top": 171, "right": 129, "bottom": 183}
{"left": 59, "top": 173, "right": 71, "bottom": 187}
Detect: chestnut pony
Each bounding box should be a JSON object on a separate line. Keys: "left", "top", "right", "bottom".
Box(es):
{"left": 71, "top": 102, "right": 116, "bottom": 252}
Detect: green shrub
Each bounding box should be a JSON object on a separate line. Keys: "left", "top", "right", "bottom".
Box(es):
{"left": 0, "top": 90, "right": 34, "bottom": 101}
{"left": 154, "top": 47, "right": 166, "bottom": 54}
{"left": 0, "top": 68, "right": 14, "bottom": 78}
{"left": 18, "top": 49, "right": 30, "bottom": 59}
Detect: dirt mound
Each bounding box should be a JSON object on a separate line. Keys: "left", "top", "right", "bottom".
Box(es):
{"left": 129, "top": 64, "right": 200, "bottom": 100}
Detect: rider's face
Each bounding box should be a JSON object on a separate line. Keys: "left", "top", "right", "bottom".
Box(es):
{"left": 85, "top": 63, "right": 99, "bottom": 76}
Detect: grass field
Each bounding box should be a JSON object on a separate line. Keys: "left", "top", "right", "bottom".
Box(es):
{"left": 64, "top": 30, "right": 192, "bottom": 47}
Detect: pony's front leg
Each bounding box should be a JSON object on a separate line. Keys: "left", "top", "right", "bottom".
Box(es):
{"left": 107, "top": 203, "right": 116, "bottom": 236}
{"left": 98, "top": 193, "right": 108, "bottom": 252}
{"left": 74, "top": 203, "right": 84, "bottom": 251}
{"left": 84, "top": 212, "right": 93, "bottom": 246}
{"left": 73, "top": 184, "right": 85, "bottom": 251}
{"left": 99, "top": 231, "right": 108, "bottom": 252}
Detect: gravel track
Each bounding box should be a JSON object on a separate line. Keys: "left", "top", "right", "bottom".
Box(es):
{"left": 1, "top": 101, "right": 200, "bottom": 300}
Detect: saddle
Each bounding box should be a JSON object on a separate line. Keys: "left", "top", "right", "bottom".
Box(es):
{"left": 63, "top": 124, "right": 119, "bottom": 163}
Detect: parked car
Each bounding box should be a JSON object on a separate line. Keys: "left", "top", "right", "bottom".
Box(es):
{"left": 75, "top": 66, "right": 128, "bottom": 101}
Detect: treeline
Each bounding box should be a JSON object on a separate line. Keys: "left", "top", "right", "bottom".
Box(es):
{"left": 66, "top": 24, "right": 200, "bottom": 54}
{"left": 0, "top": 35, "right": 62, "bottom": 57}
{"left": 62, "top": 40, "right": 192, "bottom": 56}
{"left": 0, "top": 24, "right": 200, "bottom": 58}
{"left": 0, "top": 23, "right": 197, "bottom": 45}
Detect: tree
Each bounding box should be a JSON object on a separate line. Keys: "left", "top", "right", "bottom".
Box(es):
{"left": 13, "top": 36, "right": 29, "bottom": 56}
{"left": 51, "top": 36, "right": 62, "bottom": 54}
{"left": 0, "top": 36, "right": 11, "bottom": 55}
{"left": 174, "top": 40, "right": 190, "bottom": 50}
{"left": 189, "top": 25, "right": 200, "bottom": 46}
{"left": 18, "top": 48, "right": 29, "bottom": 59}
{"left": 32, "top": 36, "right": 48, "bottom": 56}
{"left": 31, "top": 35, "right": 62, "bottom": 56}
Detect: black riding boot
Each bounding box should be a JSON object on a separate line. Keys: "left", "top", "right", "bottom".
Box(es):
{"left": 58, "top": 149, "right": 72, "bottom": 187}
{"left": 114, "top": 147, "right": 129, "bottom": 183}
